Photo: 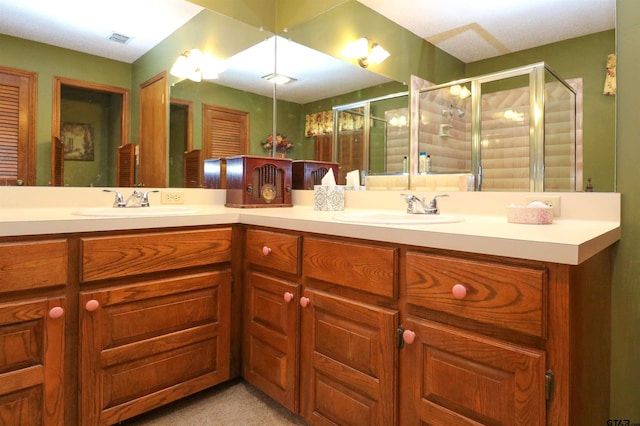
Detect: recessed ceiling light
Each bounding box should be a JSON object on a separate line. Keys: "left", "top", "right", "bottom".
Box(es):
{"left": 107, "top": 32, "right": 132, "bottom": 45}
{"left": 262, "top": 73, "right": 296, "bottom": 85}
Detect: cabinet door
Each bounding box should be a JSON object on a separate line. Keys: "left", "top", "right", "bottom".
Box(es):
{"left": 400, "top": 316, "right": 545, "bottom": 425}
{"left": 300, "top": 288, "right": 398, "bottom": 426}
{"left": 243, "top": 271, "right": 300, "bottom": 412}
{"left": 0, "top": 297, "right": 65, "bottom": 425}
{"left": 79, "top": 271, "right": 230, "bottom": 425}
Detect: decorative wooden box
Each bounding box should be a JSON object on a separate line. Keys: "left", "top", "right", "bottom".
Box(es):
{"left": 292, "top": 160, "right": 340, "bottom": 189}
{"left": 225, "top": 155, "right": 293, "bottom": 208}
{"left": 203, "top": 158, "right": 226, "bottom": 189}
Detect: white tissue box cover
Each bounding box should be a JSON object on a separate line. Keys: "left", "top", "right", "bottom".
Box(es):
{"left": 314, "top": 185, "right": 344, "bottom": 211}
{"left": 507, "top": 205, "right": 553, "bottom": 224}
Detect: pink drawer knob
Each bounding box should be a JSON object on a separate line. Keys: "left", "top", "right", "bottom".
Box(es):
{"left": 262, "top": 246, "right": 272, "bottom": 256}
{"left": 48, "top": 306, "right": 64, "bottom": 319}
{"left": 300, "top": 297, "right": 310, "bottom": 308}
{"left": 452, "top": 284, "right": 467, "bottom": 299}
{"left": 85, "top": 299, "right": 100, "bottom": 312}
{"left": 402, "top": 329, "right": 416, "bottom": 345}
{"left": 284, "top": 292, "right": 294, "bottom": 303}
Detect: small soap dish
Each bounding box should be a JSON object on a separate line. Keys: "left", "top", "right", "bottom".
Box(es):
{"left": 507, "top": 202, "right": 553, "bottom": 224}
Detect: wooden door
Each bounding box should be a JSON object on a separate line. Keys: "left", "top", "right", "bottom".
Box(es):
{"left": 0, "top": 297, "right": 65, "bottom": 425}
{"left": 202, "top": 104, "right": 248, "bottom": 159}
{"left": 400, "top": 316, "right": 546, "bottom": 425}
{"left": 243, "top": 271, "right": 300, "bottom": 412}
{"left": 51, "top": 136, "right": 64, "bottom": 186}
{"left": 116, "top": 143, "right": 135, "bottom": 187}
{"left": 300, "top": 288, "right": 398, "bottom": 425}
{"left": 314, "top": 134, "right": 333, "bottom": 162}
{"left": 139, "top": 72, "right": 168, "bottom": 187}
{"left": 183, "top": 149, "right": 202, "bottom": 188}
{"left": 337, "top": 130, "right": 364, "bottom": 185}
{"left": 0, "top": 67, "right": 36, "bottom": 185}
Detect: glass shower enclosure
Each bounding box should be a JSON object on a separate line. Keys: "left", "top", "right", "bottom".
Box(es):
{"left": 331, "top": 92, "right": 409, "bottom": 186}
{"left": 413, "top": 62, "right": 579, "bottom": 192}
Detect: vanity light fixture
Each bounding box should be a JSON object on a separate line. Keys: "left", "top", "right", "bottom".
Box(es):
{"left": 262, "top": 73, "right": 296, "bottom": 85}
{"left": 170, "top": 48, "right": 226, "bottom": 82}
{"left": 344, "top": 37, "right": 390, "bottom": 68}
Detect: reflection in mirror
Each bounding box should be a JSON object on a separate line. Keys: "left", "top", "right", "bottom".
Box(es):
{"left": 413, "top": 63, "right": 579, "bottom": 192}
{"left": 280, "top": 0, "right": 613, "bottom": 191}
{"left": 0, "top": 0, "right": 615, "bottom": 190}
{"left": 332, "top": 92, "right": 409, "bottom": 189}
{"left": 53, "top": 78, "right": 128, "bottom": 187}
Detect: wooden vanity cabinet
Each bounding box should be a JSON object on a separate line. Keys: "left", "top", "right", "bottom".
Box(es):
{"left": 400, "top": 249, "right": 612, "bottom": 425}
{"left": 300, "top": 237, "right": 399, "bottom": 426}
{"left": 78, "top": 228, "right": 233, "bottom": 425}
{"left": 243, "top": 228, "right": 302, "bottom": 412}
{"left": 0, "top": 240, "right": 68, "bottom": 425}
{"left": 243, "top": 229, "right": 400, "bottom": 425}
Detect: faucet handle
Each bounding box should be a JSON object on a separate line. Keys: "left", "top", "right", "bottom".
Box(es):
{"left": 103, "top": 189, "right": 125, "bottom": 208}
{"left": 140, "top": 190, "right": 160, "bottom": 207}
{"left": 400, "top": 193, "right": 420, "bottom": 202}
{"left": 401, "top": 193, "right": 422, "bottom": 213}
{"left": 428, "top": 194, "right": 449, "bottom": 213}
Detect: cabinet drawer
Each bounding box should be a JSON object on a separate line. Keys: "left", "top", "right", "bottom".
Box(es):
{"left": 0, "top": 240, "right": 68, "bottom": 293}
{"left": 245, "top": 229, "right": 300, "bottom": 275}
{"left": 81, "top": 228, "right": 232, "bottom": 282}
{"left": 406, "top": 252, "right": 546, "bottom": 337}
{"left": 303, "top": 237, "right": 397, "bottom": 298}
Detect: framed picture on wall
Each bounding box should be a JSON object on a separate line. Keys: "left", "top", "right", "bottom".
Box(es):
{"left": 62, "top": 122, "right": 94, "bottom": 161}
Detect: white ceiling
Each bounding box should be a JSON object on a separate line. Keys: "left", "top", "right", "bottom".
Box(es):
{"left": 0, "top": 0, "right": 616, "bottom": 103}
{"left": 0, "top": 0, "right": 203, "bottom": 63}
{"left": 359, "top": 0, "right": 615, "bottom": 63}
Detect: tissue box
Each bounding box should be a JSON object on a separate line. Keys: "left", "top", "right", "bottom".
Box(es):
{"left": 314, "top": 185, "right": 344, "bottom": 211}
{"left": 507, "top": 205, "right": 553, "bottom": 224}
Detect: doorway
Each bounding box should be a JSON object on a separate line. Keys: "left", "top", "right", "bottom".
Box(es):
{"left": 169, "top": 99, "right": 193, "bottom": 187}
{"left": 52, "top": 77, "right": 129, "bottom": 187}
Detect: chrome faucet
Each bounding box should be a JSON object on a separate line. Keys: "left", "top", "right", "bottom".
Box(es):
{"left": 401, "top": 193, "right": 449, "bottom": 214}
{"left": 103, "top": 189, "right": 126, "bottom": 207}
{"left": 103, "top": 189, "right": 159, "bottom": 207}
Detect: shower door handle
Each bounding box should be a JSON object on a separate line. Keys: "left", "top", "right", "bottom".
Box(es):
{"left": 477, "top": 165, "right": 483, "bottom": 191}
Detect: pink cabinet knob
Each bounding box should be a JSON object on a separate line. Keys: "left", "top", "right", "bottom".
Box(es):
{"left": 48, "top": 306, "right": 64, "bottom": 319}
{"left": 452, "top": 284, "right": 467, "bottom": 299}
{"left": 262, "top": 246, "right": 272, "bottom": 256}
{"left": 85, "top": 299, "right": 100, "bottom": 312}
{"left": 284, "top": 292, "right": 294, "bottom": 302}
{"left": 300, "top": 297, "right": 310, "bottom": 308}
{"left": 402, "top": 329, "right": 416, "bottom": 345}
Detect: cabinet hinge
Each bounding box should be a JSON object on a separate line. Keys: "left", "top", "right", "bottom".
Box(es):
{"left": 545, "top": 369, "right": 554, "bottom": 401}
{"left": 397, "top": 324, "right": 405, "bottom": 349}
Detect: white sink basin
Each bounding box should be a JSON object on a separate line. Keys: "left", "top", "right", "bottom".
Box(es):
{"left": 72, "top": 206, "right": 200, "bottom": 217}
{"left": 332, "top": 211, "right": 464, "bottom": 225}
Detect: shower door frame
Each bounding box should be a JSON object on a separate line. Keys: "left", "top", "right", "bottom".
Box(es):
{"left": 416, "top": 62, "right": 577, "bottom": 192}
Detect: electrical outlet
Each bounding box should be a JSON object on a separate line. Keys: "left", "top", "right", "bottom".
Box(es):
{"left": 525, "top": 195, "right": 561, "bottom": 217}
{"left": 161, "top": 191, "right": 185, "bottom": 205}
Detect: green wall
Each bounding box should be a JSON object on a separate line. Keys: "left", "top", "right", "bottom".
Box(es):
{"left": 467, "top": 30, "right": 616, "bottom": 192}
{"left": 612, "top": 0, "right": 640, "bottom": 420}
{"left": 0, "top": 34, "right": 131, "bottom": 185}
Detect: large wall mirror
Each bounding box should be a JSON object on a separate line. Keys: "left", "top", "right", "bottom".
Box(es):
{"left": 0, "top": 0, "right": 615, "bottom": 191}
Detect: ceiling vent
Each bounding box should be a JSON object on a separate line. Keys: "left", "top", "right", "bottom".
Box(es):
{"left": 107, "top": 32, "right": 132, "bottom": 45}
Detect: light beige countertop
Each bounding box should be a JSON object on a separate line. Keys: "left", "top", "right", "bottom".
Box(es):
{"left": 0, "top": 187, "right": 621, "bottom": 265}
